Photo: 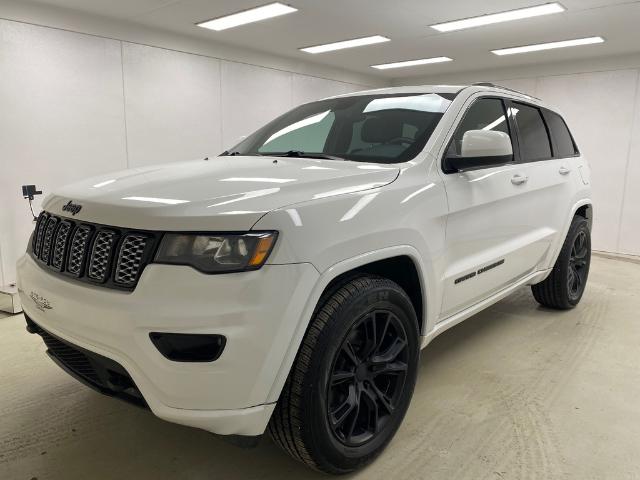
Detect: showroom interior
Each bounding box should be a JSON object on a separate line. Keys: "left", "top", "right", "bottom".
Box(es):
{"left": 1, "top": 0, "right": 640, "bottom": 478}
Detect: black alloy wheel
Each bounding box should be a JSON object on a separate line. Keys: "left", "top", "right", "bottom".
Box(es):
{"left": 568, "top": 230, "right": 589, "bottom": 301}
{"left": 328, "top": 309, "right": 409, "bottom": 447}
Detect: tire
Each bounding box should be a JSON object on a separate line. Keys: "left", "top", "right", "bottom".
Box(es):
{"left": 268, "top": 275, "right": 420, "bottom": 474}
{"left": 531, "top": 215, "right": 591, "bottom": 309}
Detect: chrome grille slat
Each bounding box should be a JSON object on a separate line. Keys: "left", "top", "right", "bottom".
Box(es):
{"left": 114, "top": 234, "right": 148, "bottom": 285}
{"left": 31, "top": 212, "right": 155, "bottom": 290}
{"left": 67, "top": 225, "right": 93, "bottom": 276}
{"left": 88, "top": 230, "right": 117, "bottom": 282}
{"left": 34, "top": 212, "right": 49, "bottom": 257}
{"left": 51, "top": 221, "right": 72, "bottom": 270}
{"left": 39, "top": 217, "right": 59, "bottom": 264}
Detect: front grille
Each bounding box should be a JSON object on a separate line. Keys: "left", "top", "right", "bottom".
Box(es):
{"left": 31, "top": 211, "right": 160, "bottom": 291}
{"left": 40, "top": 329, "right": 100, "bottom": 383}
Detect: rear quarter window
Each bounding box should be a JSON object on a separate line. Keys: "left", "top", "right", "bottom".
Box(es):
{"left": 544, "top": 110, "right": 578, "bottom": 157}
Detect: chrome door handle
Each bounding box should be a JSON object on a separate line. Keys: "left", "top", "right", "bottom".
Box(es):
{"left": 559, "top": 166, "right": 571, "bottom": 175}
{"left": 511, "top": 174, "right": 528, "bottom": 185}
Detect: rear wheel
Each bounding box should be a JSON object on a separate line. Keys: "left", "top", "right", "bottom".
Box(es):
{"left": 531, "top": 215, "right": 591, "bottom": 309}
{"left": 268, "top": 275, "right": 419, "bottom": 474}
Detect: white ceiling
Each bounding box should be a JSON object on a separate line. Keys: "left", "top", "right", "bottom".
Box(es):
{"left": 26, "top": 0, "right": 640, "bottom": 79}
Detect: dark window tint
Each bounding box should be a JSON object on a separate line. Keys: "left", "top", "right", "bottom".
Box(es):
{"left": 513, "top": 103, "right": 552, "bottom": 161}
{"left": 448, "top": 98, "right": 511, "bottom": 157}
{"left": 545, "top": 110, "right": 577, "bottom": 157}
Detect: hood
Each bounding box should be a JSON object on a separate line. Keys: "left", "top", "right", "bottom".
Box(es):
{"left": 44, "top": 156, "right": 399, "bottom": 231}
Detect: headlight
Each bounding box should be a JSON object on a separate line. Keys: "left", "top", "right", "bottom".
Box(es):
{"left": 154, "top": 232, "right": 277, "bottom": 273}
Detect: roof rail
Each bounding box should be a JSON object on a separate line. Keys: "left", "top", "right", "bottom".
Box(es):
{"left": 470, "top": 82, "right": 541, "bottom": 100}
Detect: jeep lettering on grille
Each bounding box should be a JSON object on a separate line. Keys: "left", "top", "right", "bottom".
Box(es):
{"left": 62, "top": 200, "right": 83, "bottom": 216}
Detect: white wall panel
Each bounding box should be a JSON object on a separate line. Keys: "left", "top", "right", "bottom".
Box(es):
{"left": 536, "top": 70, "right": 638, "bottom": 253}
{"left": 0, "top": 20, "right": 127, "bottom": 285}
{"left": 618, "top": 74, "right": 640, "bottom": 255}
{"left": 491, "top": 78, "right": 538, "bottom": 97}
{"left": 220, "top": 61, "right": 293, "bottom": 150}
{"left": 123, "top": 43, "right": 222, "bottom": 167}
{"left": 292, "top": 74, "right": 353, "bottom": 106}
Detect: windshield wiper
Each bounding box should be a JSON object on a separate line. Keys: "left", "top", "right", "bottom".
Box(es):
{"left": 269, "top": 150, "right": 346, "bottom": 161}
{"left": 220, "top": 150, "right": 243, "bottom": 156}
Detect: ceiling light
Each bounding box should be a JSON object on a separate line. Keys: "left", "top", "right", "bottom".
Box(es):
{"left": 371, "top": 57, "right": 452, "bottom": 70}
{"left": 492, "top": 36, "right": 604, "bottom": 55}
{"left": 430, "top": 3, "right": 565, "bottom": 32}
{"left": 300, "top": 35, "right": 390, "bottom": 54}
{"left": 196, "top": 3, "right": 297, "bottom": 31}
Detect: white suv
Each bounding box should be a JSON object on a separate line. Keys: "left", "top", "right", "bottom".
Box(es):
{"left": 17, "top": 84, "right": 592, "bottom": 474}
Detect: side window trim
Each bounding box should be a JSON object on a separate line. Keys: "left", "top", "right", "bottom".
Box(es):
{"left": 511, "top": 100, "right": 555, "bottom": 164}
{"left": 440, "top": 95, "right": 518, "bottom": 174}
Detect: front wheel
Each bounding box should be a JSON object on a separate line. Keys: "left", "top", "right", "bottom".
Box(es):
{"left": 531, "top": 215, "right": 591, "bottom": 309}
{"left": 268, "top": 275, "right": 419, "bottom": 474}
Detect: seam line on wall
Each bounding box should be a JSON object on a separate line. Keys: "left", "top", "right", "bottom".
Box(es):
{"left": 0, "top": 241, "right": 5, "bottom": 287}
{"left": 616, "top": 68, "right": 640, "bottom": 251}
{"left": 219, "top": 60, "right": 223, "bottom": 150}
{"left": 119, "top": 41, "right": 130, "bottom": 168}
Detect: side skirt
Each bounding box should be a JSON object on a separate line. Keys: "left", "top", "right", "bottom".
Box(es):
{"left": 420, "top": 268, "right": 551, "bottom": 349}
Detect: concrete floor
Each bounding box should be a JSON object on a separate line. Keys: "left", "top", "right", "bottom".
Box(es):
{"left": 2, "top": 255, "right": 640, "bottom": 480}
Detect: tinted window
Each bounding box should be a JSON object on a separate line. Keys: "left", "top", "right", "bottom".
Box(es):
{"left": 545, "top": 110, "right": 577, "bottom": 157}
{"left": 226, "top": 93, "right": 454, "bottom": 164}
{"left": 513, "top": 103, "right": 552, "bottom": 161}
{"left": 447, "top": 98, "right": 511, "bottom": 157}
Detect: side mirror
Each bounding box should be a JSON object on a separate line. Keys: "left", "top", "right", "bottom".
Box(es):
{"left": 445, "top": 130, "right": 513, "bottom": 172}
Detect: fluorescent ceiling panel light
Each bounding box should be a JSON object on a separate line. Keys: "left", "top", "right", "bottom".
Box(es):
{"left": 492, "top": 36, "right": 604, "bottom": 55}
{"left": 371, "top": 56, "right": 452, "bottom": 70}
{"left": 430, "top": 3, "right": 565, "bottom": 32}
{"left": 301, "top": 35, "right": 390, "bottom": 54}
{"left": 197, "top": 3, "right": 297, "bottom": 31}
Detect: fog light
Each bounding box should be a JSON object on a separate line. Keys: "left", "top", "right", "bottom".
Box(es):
{"left": 149, "top": 332, "right": 226, "bottom": 362}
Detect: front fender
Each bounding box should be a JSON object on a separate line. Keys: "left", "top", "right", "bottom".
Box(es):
{"left": 263, "top": 244, "right": 433, "bottom": 405}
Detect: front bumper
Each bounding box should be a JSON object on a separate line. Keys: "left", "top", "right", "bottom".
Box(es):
{"left": 17, "top": 254, "right": 319, "bottom": 436}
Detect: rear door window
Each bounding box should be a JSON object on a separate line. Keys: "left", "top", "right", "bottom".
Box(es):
{"left": 512, "top": 103, "right": 552, "bottom": 162}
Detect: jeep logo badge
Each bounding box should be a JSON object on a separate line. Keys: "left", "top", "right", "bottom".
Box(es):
{"left": 62, "top": 200, "right": 82, "bottom": 216}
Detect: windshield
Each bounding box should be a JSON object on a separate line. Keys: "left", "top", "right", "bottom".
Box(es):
{"left": 222, "top": 92, "right": 455, "bottom": 164}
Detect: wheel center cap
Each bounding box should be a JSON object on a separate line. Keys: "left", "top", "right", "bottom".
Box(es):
{"left": 356, "top": 364, "right": 369, "bottom": 382}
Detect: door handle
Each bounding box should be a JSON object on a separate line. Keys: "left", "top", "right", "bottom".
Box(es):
{"left": 511, "top": 174, "right": 528, "bottom": 185}
{"left": 559, "top": 166, "right": 571, "bottom": 175}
